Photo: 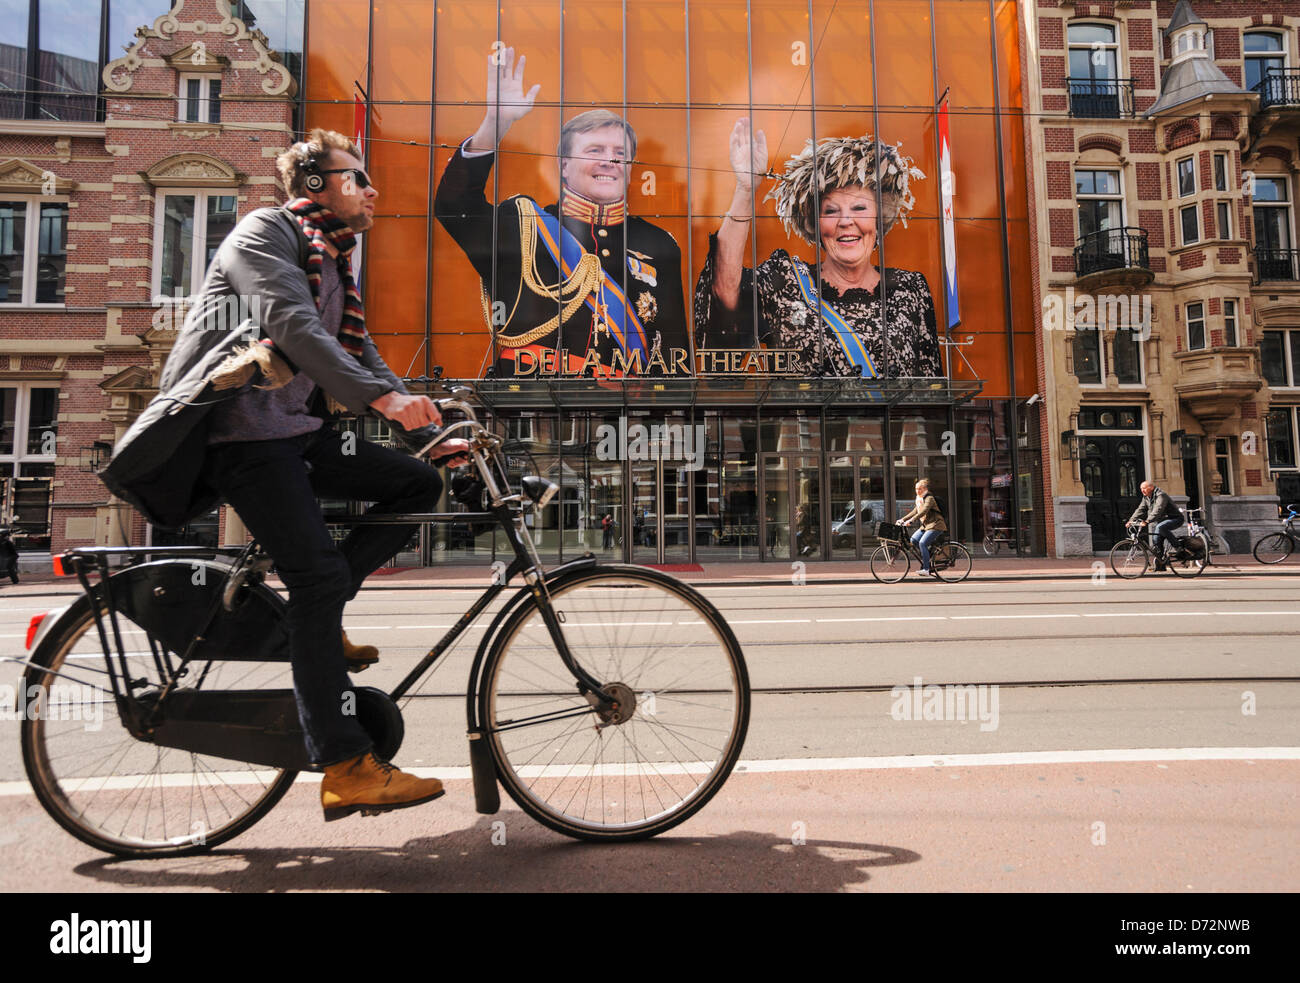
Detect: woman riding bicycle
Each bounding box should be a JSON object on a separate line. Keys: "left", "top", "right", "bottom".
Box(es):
{"left": 899, "top": 479, "right": 946, "bottom": 578}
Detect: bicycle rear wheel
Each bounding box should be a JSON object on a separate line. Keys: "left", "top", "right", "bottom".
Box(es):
{"left": 1167, "top": 540, "right": 1207, "bottom": 578}
{"left": 870, "top": 543, "right": 909, "bottom": 583}
{"left": 481, "top": 565, "right": 749, "bottom": 842}
{"left": 1109, "top": 540, "right": 1149, "bottom": 579}
{"left": 21, "top": 586, "right": 297, "bottom": 858}
{"left": 932, "top": 542, "right": 972, "bottom": 583}
{"left": 1253, "top": 532, "right": 1294, "bottom": 565}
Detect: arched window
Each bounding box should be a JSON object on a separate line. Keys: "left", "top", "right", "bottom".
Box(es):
{"left": 1245, "top": 31, "right": 1286, "bottom": 94}
{"left": 1068, "top": 23, "right": 1121, "bottom": 117}
{"left": 1082, "top": 460, "right": 1104, "bottom": 498}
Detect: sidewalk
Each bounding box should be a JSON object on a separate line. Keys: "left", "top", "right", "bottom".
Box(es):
{"left": 2, "top": 553, "right": 1296, "bottom": 597}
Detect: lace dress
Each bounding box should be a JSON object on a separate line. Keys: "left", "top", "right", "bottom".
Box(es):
{"left": 693, "top": 237, "right": 943, "bottom": 377}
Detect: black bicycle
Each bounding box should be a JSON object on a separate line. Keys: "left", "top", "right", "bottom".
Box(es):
{"left": 1108, "top": 521, "right": 1206, "bottom": 579}
{"left": 18, "top": 388, "right": 750, "bottom": 857}
{"left": 1252, "top": 504, "right": 1299, "bottom": 564}
{"left": 869, "top": 521, "right": 972, "bottom": 583}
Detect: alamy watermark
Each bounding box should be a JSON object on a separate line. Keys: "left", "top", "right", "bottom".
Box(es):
{"left": 889, "top": 675, "right": 999, "bottom": 732}
{"left": 0, "top": 682, "right": 103, "bottom": 730}
{"left": 595, "top": 416, "right": 706, "bottom": 472}
{"left": 1042, "top": 287, "right": 1153, "bottom": 340}
{"left": 150, "top": 289, "right": 262, "bottom": 334}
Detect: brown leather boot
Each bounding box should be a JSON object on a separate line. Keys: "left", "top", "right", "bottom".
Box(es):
{"left": 341, "top": 630, "right": 379, "bottom": 672}
{"left": 320, "top": 751, "right": 444, "bottom": 822}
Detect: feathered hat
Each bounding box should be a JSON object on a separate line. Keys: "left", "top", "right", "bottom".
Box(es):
{"left": 765, "top": 135, "right": 924, "bottom": 245}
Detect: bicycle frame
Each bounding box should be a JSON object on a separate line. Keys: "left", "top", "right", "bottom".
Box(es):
{"left": 43, "top": 389, "right": 621, "bottom": 804}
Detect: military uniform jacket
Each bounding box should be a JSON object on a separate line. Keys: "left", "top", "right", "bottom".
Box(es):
{"left": 435, "top": 146, "right": 689, "bottom": 377}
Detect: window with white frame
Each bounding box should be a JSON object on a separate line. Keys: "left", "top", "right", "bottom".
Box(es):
{"left": 506, "top": 416, "right": 535, "bottom": 442}
{"left": 1223, "top": 299, "right": 1238, "bottom": 347}
{"left": 0, "top": 197, "right": 68, "bottom": 305}
{"left": 1262, "top": 329, "right": 1300, "bottom": 388}
{"left": 152, "top": 191, "right": 238, "bottom": 298}
{"left": 1266, "top": 406, "right": 1298, "bottom": 470}
{"left": 1177, "top": 156, "right": 1196, "bottom": 197}
{"left": 0, "top": 383, "right": 58, "bottom": 550}
{"left": 1214, "top": 437, "right": 1234, "bottom": 495}
{"left": 1245, "top": 30, "right": 1286, "bottom": 94}
{"left": 1074, "top": 169, "right": 1123, "bottom": 238}
{"left": 1073, "top": 323, "right": 1102, "bottom": 384}
{"left": 1216, "top": 200, "right": 1231, "bottom": 240}
{"left": 1186, "top": 301, "right": 1206, "bottom": 350}
{"left": 1113, "top": 326, "right": 1144, "bottom": 384}
{"left": 177, "top": 74, "right": 222, "bottom": 123}
{"left": 1252, "top": 177, "right": 1293, "bottom": 280}
{"left": 1213, "top": 153, "right": 1229, "bottom": 192}
{"left": 1180, "top": 203, "right": 1199, "bottom": 245}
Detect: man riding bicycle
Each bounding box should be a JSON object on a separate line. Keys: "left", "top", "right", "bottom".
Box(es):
{"left": 102, "top": 129, "right": 469, "bottom": 822}
{"left": 1128, "top": 481, "right": 1180, "bottom": 571}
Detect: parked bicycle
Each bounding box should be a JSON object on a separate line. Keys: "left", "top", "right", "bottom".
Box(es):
{"left": 17, "top": 388, "right": 751, "bottom": 857}
{"left": 1181, "top": 507, "right": 1226, "bottom": 563}
{"left": 1252, "top": 503, "right": 1299, "bottom": 564}
{"left": 869, "top": 521, "right": 972, "bottom": 583}
{"left": 1109, "top": 519, "right": 1206, "bottom": 579}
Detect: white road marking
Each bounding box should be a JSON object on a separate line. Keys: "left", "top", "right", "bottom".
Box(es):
{"left": 950, "top": 614, "right": 1078, "bottom": 620}
{"left": 1, "top": 747, "right": 1295, "bottom": 797}
{"left": 816, "top": 616, "right": 946, "bottom": 623}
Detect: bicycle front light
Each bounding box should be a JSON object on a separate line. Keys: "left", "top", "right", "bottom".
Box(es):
{"left": 521, "top": 475, "right": 559, "bottom": 509}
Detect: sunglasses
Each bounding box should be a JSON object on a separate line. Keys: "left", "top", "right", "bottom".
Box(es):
{"left": 317, "top": 167, "right": 373, "bottom": 189}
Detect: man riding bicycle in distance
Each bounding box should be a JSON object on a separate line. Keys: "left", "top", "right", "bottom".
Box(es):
{"left": 1128, "top": 480, "right": 1180, "bottom": 572}
{"left": 102, "top": 129, "right": 470, "bottom": 822}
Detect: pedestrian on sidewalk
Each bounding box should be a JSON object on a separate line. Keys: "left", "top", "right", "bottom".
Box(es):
{"left": 0, "top": 526, "right": 19, "bottom": 585}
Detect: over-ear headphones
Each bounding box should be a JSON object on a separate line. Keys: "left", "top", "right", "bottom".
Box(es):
{"left": 297, "top": 142, "right": 326, "bottom": 193}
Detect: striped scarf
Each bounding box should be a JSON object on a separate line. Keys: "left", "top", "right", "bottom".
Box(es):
{"left": 285, "top": 197, "right": 367, "bottom": 356}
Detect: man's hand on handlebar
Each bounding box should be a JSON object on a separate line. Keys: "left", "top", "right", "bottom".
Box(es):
{"left": 429, "top": 438, "right": 471, "bottom": 469}
{"left": 369, "top": 391, "right": 443, "bottom": 430}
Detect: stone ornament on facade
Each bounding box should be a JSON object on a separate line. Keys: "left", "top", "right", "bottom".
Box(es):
{"left": 0, "top": 158, "right": 76, "bottom": 194}
{"left": 141, "top": 153, "right": 244, "bottom": 189}
{"left": 103, "top": 0, "right": 295, "bottom": 98}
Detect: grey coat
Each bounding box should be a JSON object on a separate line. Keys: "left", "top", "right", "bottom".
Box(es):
{"left": 101, "top": 206, "right": 428, "bottom": 529}
{"left": 1128, "top": 487, "right": 1178, "bottom": 525}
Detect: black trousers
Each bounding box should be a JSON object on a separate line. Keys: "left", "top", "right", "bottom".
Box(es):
{"left": 202, "top": 428, "right": 443, "bottom": 765}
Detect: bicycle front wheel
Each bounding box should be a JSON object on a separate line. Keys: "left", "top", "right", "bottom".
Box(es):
{"left": 481, "top": 565, "right": 749, "bottom": 842}
{"left": 1109, "top": 540, "right": 1149, "bottom": 579}
{"left": 932, "top": 542, "right": 972, "bottom": 583}
{"left": 21, "top": 589, "right": 297, "bottom": 858}
{"left": 1253, "top": 532, "right": 1294, "bottom": 565}
{"left": 870, "top": 543, "right": 910, "bottom": 583}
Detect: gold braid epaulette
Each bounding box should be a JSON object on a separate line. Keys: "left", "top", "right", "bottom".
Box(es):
{"left": 479, "top": 198, "right": 604, "bottom": 347}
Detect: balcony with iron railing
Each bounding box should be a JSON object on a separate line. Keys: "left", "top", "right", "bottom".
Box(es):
{"left": 1065, "top": 78, "right": 1136, "bottom": 119}
{"left": 1254, "top": 247, "right": 1300, "bottom": 284}
{"left": 1253, "top": 70, "right": 1300, "bottom": 112}
{"left": 1074, "top": 227, "right": 1152, "bottom": 289}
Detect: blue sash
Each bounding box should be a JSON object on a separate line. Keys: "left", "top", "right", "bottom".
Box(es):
{"left": 790, "top": 259, "right": 879, "bottom": 379}
{"left": 530, "top": 206, "right": 649, "bottom": 359}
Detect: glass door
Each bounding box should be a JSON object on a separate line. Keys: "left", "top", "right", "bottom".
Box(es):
{"left": 829, "top": 455, "right": 886, "bottom": 558}
{"left": 763, "top": 453, "right": 821, "bottom": 560}
{"left": 630, "top": 458, "right": 691, "bottom": 565}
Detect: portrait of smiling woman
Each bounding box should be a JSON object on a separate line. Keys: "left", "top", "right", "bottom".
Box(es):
{"left": 694, "top": 118, "right": 943, "bottom": 378}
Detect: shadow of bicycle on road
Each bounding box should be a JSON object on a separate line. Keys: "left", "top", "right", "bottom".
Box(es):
{"left": 72, "top": 817, "right": 920, "bottom": 892}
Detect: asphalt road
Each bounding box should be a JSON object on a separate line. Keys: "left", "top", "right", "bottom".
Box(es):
{"left": 1, "top": 572, "right": 1297, "bottom": 890}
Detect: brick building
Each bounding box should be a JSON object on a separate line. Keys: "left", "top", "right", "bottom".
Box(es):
{"left": 1026, "top": 0, "right": 1300, "bottom": 555}
{"left": 0, "top": 0, "right": 299, "bottom": 569}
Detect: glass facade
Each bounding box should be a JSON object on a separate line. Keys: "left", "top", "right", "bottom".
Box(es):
{"left": 299, "top": 0, "right": 1043, "bottom": 559}
{"left": 0, "top": 1, "right": 306, "bottom": 123}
